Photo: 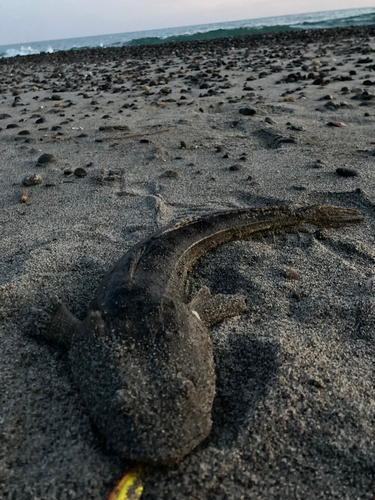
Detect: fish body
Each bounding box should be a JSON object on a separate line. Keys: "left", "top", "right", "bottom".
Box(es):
{"left": 47, "top": 205, "right": 362, "bottom": 464}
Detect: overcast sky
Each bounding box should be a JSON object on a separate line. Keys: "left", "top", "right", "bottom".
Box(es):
{"left": 0, "top": 0, "right": 373, "bottom": 46}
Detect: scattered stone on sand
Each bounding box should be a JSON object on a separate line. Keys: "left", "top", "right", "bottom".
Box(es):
{"left": 288, "top": 124, "right": 306, "bottom": 131}
{"left": 22, "top": 174, "right": 42, "bottom": 186}
{"left": 20, "top": 189, "right": 28, "bottom": 203}
{"left": 327, "top": 121, "right": 346, "bottom": 127}
{"left": 336, "top": 167, "right": 358, "bottom": 177}
{"left": 265, "top": 116, "right": 277, "bottom": 125}
{"left": 285, "top": 267, "right": 300, "bottom": 280}
{"left": 313, "top": 77, "right": 325, "bottom": 85}
{"left": 74, "top": 168, "right": 87, "bottom": 178}
{"left": 229, "top": 164, "right": 243, "bottom": 171}
{"left": 37, "top": 153, "right": 57, "bottom": 164}
{"left": 239, "top": 107, "right": 260, "bottom": 116}
{"left": 314, "top": 159, "right": 325, "bottom": 168}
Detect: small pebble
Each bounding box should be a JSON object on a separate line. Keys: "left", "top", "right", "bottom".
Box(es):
{"left": 23, "top": 174, "right": 42, "bottom": 187}
{"left": 314, "top": 159, "right": 325, "bottom": 169}
{"left": 327, "top": 121, "right": 346, "bottom": 127}
{"left": 74, "top": 168, "right": 87, "bottom": 178}
{"left": 38, "top": 153, "right": 57, "bottom": 164}
{"left": 20, "top": 188, "right": 28, "bottom": 203}
{"left": 229, "top": 164, "right": 242, "bottom": 171}
{"left": 239, "top": 107, "right": 258, "bottom": 116}
{"left": 313, "top": 78, "right": 325, "bottom": 85}
{"left": 285, "top": 268, "right": 300, "bottom": 280}
{"left": 336, "top": 167, "right": 358, "bottom": 177}
{"left": 265, "top": 116, "right": 277, "bottom": 125}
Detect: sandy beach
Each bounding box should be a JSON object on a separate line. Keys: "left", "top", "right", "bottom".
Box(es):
{"left": 1, "top": 24, "right": 375, "bottom": 499}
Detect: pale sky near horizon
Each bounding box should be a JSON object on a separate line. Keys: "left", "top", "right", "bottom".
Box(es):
{"left": 0, "top": 0, "right": 373, "bottom": 46}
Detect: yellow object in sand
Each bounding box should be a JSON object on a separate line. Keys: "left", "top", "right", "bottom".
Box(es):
{"left": 106, "top": 466, "right": 144, "bottom": 500}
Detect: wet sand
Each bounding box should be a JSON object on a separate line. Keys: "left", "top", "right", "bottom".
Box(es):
{"left": 1, "top": 25, "right": 375, "bottom": 500}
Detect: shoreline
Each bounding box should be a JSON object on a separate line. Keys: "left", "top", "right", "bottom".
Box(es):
{"left": 1, "top": 24, "right": 375, "bottom": 65}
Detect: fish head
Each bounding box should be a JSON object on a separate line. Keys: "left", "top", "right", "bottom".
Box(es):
{"left": 69, "top": 303, "right": 215, "bottom": 464}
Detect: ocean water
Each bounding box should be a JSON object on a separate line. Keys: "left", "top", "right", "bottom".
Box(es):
{"left": 0, "top": 7, "right": 374, "bottom": 59}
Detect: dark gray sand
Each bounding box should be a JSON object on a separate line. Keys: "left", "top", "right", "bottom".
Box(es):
{"left": 1, "top": 25, "right": 375, "bottom": 499}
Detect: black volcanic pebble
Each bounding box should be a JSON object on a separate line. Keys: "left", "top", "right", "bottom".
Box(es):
{"left": 38, "top": 153, "right": 57, "bottom": 164}
{"left": 74, "top": 168, "right": 87, "bottom": 178}
{"left": 0, "top": 114, "right": 11, "bottom": 120}
{"left": 239, "top": 107, "right": 257, "bottom": 116}
{"left": 229, "top": 164, "right": 243, "bottom": 171}
{"left": 140, "top": 139, "right": 150, "bottom": 144}
{"left": 336, "top": 167, "right": 358, "bottom": 177}
{"left": 36, "top": 117, "right": 46, "bottom": 124}
{"left": 6, "top": 123, "right": 19, "bottom": 129}
{"left": 313, "top": 78, "right": 325, "bottom": 85}
{"left": 18, "top": 130, "right": 30, "bottom": 135}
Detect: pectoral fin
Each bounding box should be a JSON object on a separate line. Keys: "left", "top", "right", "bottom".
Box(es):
{"left": 189, "top": 286, "right": 247, "bottom": 327}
